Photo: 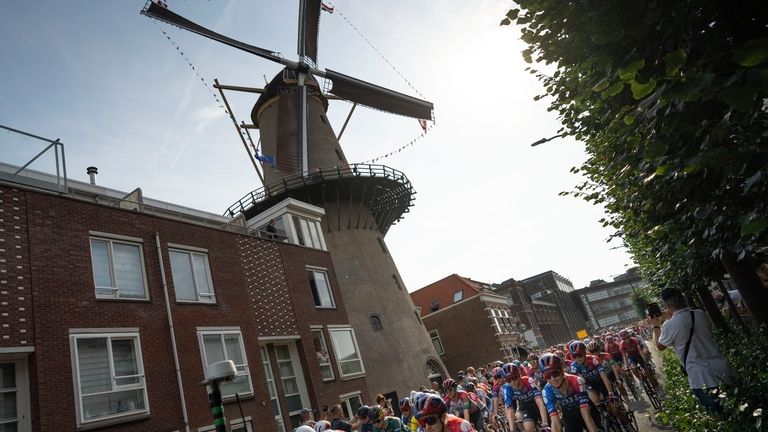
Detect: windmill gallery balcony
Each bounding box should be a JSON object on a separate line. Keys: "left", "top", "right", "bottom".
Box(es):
{"left": 225, "top": 164, "right": 415, "bottom": 235}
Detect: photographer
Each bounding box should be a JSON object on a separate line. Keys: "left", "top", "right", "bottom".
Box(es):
{"left": 652, "top": 287, "right": 733, "bottom": 412}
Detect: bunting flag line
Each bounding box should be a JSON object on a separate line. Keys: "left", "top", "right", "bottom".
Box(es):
{"left": 154, "top": 22, "right": 229, "bottom": 116}
{"left": 355, "top": 121, "right": 435, "bottom": 164}
{"left": 418, "top": 119, "right": 427, "bottom": 131}
{"left": 321, "top": 2, "right": 334, "bottom": 13}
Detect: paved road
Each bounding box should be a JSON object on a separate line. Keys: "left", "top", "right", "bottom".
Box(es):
{"left": 627, "top": 341, "right": 670, "bottom": 431}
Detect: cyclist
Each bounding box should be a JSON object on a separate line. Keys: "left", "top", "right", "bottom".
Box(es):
{"left": 490, "top": 367, "right": 505, "bottom": 430}
{"left": 351, "top": 405, "right": 373, "bottom": 432}
{"left": 400, "top": 396, "right": 419, "bottom": 432}
{"left": 619, "top": 329, "right": 659, "bottom": 387}
{"left": 413, "top": 392, "right": 476, "bottom": 432}
{"left": 568, "top": 341, "right": 626, "bottom": 424}
{"left": 501, "top": 363, "right": 550, "bottom": 432}
{"left": 586, "top": 340, "right": 628, "bottom": 402}
{"left": 540, "top": 354, "right": 599, "bottom": 432}
{"left": 369, "top": 405, "right": 408, "bottom": 432}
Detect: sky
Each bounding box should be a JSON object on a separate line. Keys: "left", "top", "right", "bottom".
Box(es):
{"left": 0, "top": 0, "right": 635, "bottom": 291}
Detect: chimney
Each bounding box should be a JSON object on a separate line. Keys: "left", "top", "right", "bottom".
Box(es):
{"left": 86, "top": 166, "right": 98, "bottom": 185}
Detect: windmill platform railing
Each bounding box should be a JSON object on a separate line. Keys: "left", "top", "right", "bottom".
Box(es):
{"left": 224, "top": 164, "right": 415, "bottom": 235}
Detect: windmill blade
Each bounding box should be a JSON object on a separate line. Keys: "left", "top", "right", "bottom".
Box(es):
{"left": 297, "top": 0, "right": 321, "bottom": 64}
{"left": 321, "top": 69, "right": 434, "bottom": 120}
{"left": 141, "top": 1, "right": 291, "bottom": 68}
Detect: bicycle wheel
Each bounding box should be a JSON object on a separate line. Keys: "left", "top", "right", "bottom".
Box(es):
{"left": 642, "top": 377, "right": 662, "bottom": 410}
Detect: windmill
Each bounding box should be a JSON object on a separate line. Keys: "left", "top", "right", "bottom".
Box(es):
{"left": 142, "top": 0, "right": 447, "bottom": 406}
{"left": 141, "top": 0, "right": 433, "bottom": 174}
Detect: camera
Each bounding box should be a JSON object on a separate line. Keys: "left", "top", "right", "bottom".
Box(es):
{"left": 647, "top": 302, "right": 662, "bottom": 319}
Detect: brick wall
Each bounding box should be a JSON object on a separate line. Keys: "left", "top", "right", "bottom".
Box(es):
{"left": 0, "top": 187, "right": 33, "bottom": 348}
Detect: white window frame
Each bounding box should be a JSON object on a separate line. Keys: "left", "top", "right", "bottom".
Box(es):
{"left": 260, "top": 347, "right": 285, "bottom": 432}
{"left": 327, "top": 327, "right": 365, "bottom": 380}
{"left": 339, "top": 391, "right": 363, "bottom": 421}
{"left": 429, "top": 329, "right": 445, "bottom": 355}
{"left": 197, "top": 330, "right": 253, "bottom": 399}
{"left": 90, "top": 236, "right": 149, "bottom": 300}
{"left": 311, "top": 329, "right": 335, "bottom": 382}
{"left": 69, "top": 332, "right": 149, "bottom": 428}
{"left": 307, "top": 267, "right": 336, "bottom": 309}
{"left": 273, "top": 343, "right": 311, "bottom": 420}
{"left": 290, "top": 215, "right": 327, "bottom": 251}
{"left": 453, "top": 290, "right": 463, "bottom": 303}
{"left": 0, "top": 357, "right": 31, "bottom": 432}
{"left": 168, "top": 247, "right": 216, "bottom": 304}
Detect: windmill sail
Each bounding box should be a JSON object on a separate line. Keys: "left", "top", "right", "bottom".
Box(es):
{"left": 323, "top": 69, "right": 434, "bottom": 120}
{"left": 297, "top": 0, "right": 321, "bottom": 64}
{"left": 142, "top": 1, "right": 284, "bottom": 66}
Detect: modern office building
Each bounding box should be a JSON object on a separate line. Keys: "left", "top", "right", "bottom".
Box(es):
{"left": 574, "top": 267, "right": 645, "bottom": 332}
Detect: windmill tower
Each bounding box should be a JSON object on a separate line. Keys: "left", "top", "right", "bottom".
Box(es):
{"left": 143, "top": 1, "right": 446, "bottom": 398}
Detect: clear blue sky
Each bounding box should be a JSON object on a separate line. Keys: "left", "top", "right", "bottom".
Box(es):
{"left": 0, "top": 0, "right": 635, "bottom": 290}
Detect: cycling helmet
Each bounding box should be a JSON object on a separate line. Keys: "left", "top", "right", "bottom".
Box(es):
{"left": 523, "top": 361, "right": 530, "bottom": 368}
{"left": 368, "top": 405, "right": 384, "bottom": 422}
{"left": 314, "top": 421, "right": 332, "bottom": 432}
{"left": 586, "top": 340, "right": 600, "bottom": 353}
{"left": 618, "top": 329, "right": 630, "bottom": 339}
{"left": 605, "top": 335, "right": 615, "bottom": 344}
{"left": 568, "top": 341, "right": 587, "bottom": 357}
{"left": 413, "top": 392, "right": 447, "bottom": 420}
{"left": 512, "top": 360, "right": 521, "bottom": 367}
{"left": 399, "top": 397, "right": 411, "bottom": 410}
{"left": 491, "top": 367, "right": 502, "bottom": 379}
{"left": 442, "top": 378, "right": 458, "bottom": 389}
{"left": 357, "top": 405, "right": 371, "bottom": 418}
{"left": 582, "top": 338, "right": 591, "bottom": 345}
{"left": 554, "top": 349, "right": 565, "bottom": 358}
{"left": 527, "top": 353, "right": 538, "bottom": 362}
{"left": 538, "top": 353, "right": 563, "bottom": 373}
{"left": 464, "top": 382, "right": 475, "bottom": 392}
{"left": 501, "top": 363, "right": 521, "bottom": 381}
{"left": 296, "top": 427, "right": 315, "bottom": 432}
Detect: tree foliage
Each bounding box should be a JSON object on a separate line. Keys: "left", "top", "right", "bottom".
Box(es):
{"left": 502, "top": 0, "right": 768, "bottom": 291}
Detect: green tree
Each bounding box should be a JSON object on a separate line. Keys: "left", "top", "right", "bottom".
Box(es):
{"left": 502, "top": 0, "right": 768, "bottom": 324}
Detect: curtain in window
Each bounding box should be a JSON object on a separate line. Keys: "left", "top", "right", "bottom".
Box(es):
{"left": 90, "top": 240, "right": 113, "bottom": 290}
{"left": 192, "top": 254, "right": 212, "bottom": 295}
{"left": 112, "top": 243, "right": 144, "bottom": 298}
{"left": 170, "top": 251, "right": 196, "bottom": 300}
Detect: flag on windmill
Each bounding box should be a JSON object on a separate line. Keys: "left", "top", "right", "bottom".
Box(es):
{"left": 418, "top": 119, "right": 428, "bottom": 132}
{"left": 321, "top": 2, "right": 334, "bottom": 13}
{"left": 255, "top": 153, "right": 276, "bottom": 167}
{"left": 153, "top": 0, "right": 168, "bottom": 9}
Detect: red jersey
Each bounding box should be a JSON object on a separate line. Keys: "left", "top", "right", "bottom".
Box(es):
{"left": 619, "top": 337, "right": 643, "bottom": 357}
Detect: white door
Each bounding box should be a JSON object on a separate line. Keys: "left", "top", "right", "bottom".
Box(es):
{"left": 0, "top": 360, "right": 30, "bottom": 432}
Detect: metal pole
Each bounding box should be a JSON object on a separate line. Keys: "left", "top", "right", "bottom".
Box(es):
{"left": 11, "top": 142, "right": 56, "bottom": 176}
{"left": 60, "top": 142, "right": 69, "bottom": 193}
{"left": 209, "top": 382, "right": 227, "bottom": 432}
{"left": 214, "top": 78, "right": 264, "bottom": 185}
{"left": 336, "top": 103, "right": 357, "bottom": 141}
{"left": 0, "top": 123, "right": 59, "bottom": 144}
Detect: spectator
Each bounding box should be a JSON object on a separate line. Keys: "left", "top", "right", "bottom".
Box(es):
{"left": 298, "top": 408, "right": 315, "bottom": 429}
{"left": 653, "top": 287, "right": 733, "bottom": 411}
{"left": 330, "top": 405, "right": 352, "bottom": 432}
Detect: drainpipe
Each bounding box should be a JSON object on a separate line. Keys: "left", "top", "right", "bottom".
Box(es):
{"left": 156, "top": 233, "right": 191, "bottom": 432}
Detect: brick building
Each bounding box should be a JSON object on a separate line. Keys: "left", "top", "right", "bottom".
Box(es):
{"left": 493, "top": 278, "right": 559, "bottom": 348}
{"left": 573, "top": 267, "right": 645, "bottom": 332}
{"left": 519, "top": 271, "right": 585, "bottom": 343}
{"left": 410, "top": 275, "right": 532, "bottom": 376}
{"left": 0, "top": 165, "right": 372, "bottom": 432}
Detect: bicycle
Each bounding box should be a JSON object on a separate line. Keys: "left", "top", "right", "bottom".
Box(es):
{"left": 632, "top": 365, "right": 662, "bottom": 410}
{"left": 619, "top": 368, "right": 640, "bottom": 402}
{"left": 513, "top": 419, "right": 551, "bottom": 432}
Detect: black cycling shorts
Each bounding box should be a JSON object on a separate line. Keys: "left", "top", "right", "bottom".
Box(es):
{"left": 516, "top": 400, "right": 542, "bottom": 424}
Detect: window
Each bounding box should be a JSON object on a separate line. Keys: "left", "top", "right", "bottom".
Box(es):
{"left": 90, "top": 237, "right": 148, "bottom": 299}
{"left": 490, "top": 310, "right": 503, "bottom": 334}
{"left": 453, "top": 290, "right": 463, "bottom": 303}
{"left": 312, "top": 329, "right": 335, "bottom": 381}
{"left": 426, "top": 360, "right": 443, "bottom": 383}
{"left": 169, "top": 248, "right": 215, "bottom": 303}
{"left": 260, "top": 347, "right": 285, "bottom": 432}
{"left": 430, "top": 300, "right": 440, "bottom": 313}
{"left": 429, "top": 330, "right": 445, "bottom": 355}
{"left": 198, "top": 331, "right": 252, "bottom": 398}
{"left": 275, "top": 345, "right": 304, "bottom": 419}
{"left": 370, "top": 315, "right": 383, "bottom": 332}
{"left": 291, "top": 215, "right": 326, "bottom": 250}
{"left": 329, "top": 328, "right": 365, "bottom": 378}
{"left": 340, "top": 392, "right": 363, "bottom": 420}
{"left": 308, "top": 269, "right": 335, "bottom": 308}
{"left": 70, "top": 333, "right": 148, "bottom": 426}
